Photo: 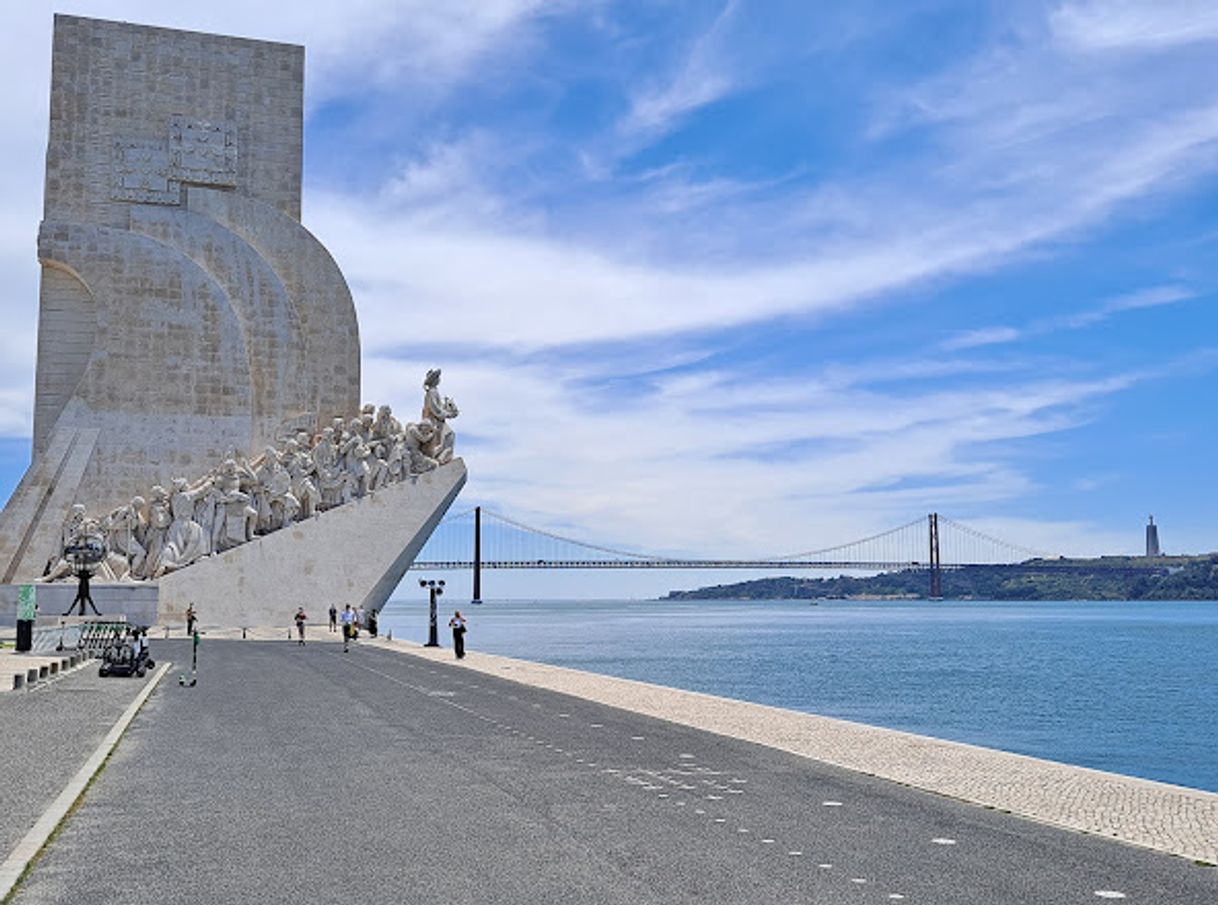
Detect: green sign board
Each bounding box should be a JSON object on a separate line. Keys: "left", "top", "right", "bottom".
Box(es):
{"left": 16, "top": 584, "right": 36, "bottom": 621}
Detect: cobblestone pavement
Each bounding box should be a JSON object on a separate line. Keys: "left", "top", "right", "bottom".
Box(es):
{"left": 375, "top": 639, "right": 1218, "bottom": 865}
{"left": 0, "top": 665, "right": 154, "bottom": 858}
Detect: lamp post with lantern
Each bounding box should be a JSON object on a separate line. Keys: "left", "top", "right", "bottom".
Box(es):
{"left": 419, "top": 578, "right": 445, "bottom": 647}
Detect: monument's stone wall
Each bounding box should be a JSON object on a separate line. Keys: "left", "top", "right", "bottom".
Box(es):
{"left": 0, "top": 15, "right": 365, "bottom": 583}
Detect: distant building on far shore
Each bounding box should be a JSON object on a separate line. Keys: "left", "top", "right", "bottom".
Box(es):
{"left": 1146, "top": 516, "right": 1161, "bottom": 557}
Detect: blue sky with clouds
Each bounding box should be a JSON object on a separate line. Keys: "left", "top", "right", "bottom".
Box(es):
{"left": 0, "top": 1, "right": 1215, "bottom": 598}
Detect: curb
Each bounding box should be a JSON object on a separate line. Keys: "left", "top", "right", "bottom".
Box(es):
{"left": 0, "top": 660, "right": 171, "bottom": 901}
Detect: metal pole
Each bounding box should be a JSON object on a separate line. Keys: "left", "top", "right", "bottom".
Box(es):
{"left": 472, "top": 506, "right": 482, "bottom": 604}
{"left": 425, "top": 586, "right": 440, "bottom": 647}
{"left": 929, "top": 513, "right": 942, "bottom": 599}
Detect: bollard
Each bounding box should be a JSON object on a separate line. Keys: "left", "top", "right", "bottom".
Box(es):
{"left": 242, "top": 627, "right": 247, "bottom": 640}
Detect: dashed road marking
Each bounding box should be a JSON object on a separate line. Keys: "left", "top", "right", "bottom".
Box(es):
{"left": 931, "top": 837, "right": 957, "bottom": 846}
{"left": 818, "top": 864, "right": 832, "bottom": 870}
{"left": 1094, "top": 893, "right": 1126, "bottom": 900}
{"left": 822, "top": 800, "right": 843, "bottom": 807}
{"left": 761, "top": 838, "right": 775, "bottom": 844}
{"left": 788, "top": 851, "right": 803, "bottom": 856}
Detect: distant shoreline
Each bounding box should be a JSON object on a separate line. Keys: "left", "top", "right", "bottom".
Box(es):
{"left": 664, "top": 553, "right": 1218, "bottom": 600}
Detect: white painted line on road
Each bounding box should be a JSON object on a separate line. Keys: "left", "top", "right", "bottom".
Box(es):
{"left": 788, "top": 851, "right": 803, "bottom": 856}
{"left": 558, "top": 713, "right": 570, "bottom": 718}
{"left": 851, "top": 877, "right": 867, "bottom": 884}
{"left": 0, "top": 661, "right": 171, "bottom": 901}
{"left": 822, "top": 800, "right": 843, "bottom": 807}
{"left": 714, "top": 818, "right": 727, "bottom": 823}
{"left": 694, "top": 809, "right": 705, "bottom": 815}
{"left": 679, "top": 753, "right": 695, "bottom": 759}
{"left": 761, "top": 838, "right": 775, "bottom": 844}
{"left": 1094, "top": 893, "right": 1126, "bottom": 900}
{"left": 818, "top": 863, "right": 832, "bottom": 869}
{"left": 590, "top": 723, "right": 603, "bottom": 728}
{"left": 931, "top": 837, "right": 957, "bottom": 846}
{"left": 888, "top": 895, "right": 906, "bottom": 901}
{"left": 631, "top": 735, "right": 644, "bottom": 740}
{"left": 737, "top": 828, "right": 750, "bottom": 834}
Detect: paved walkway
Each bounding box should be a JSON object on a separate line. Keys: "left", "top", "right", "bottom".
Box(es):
{"left": 0, "top": 664, "right": 154, "bottom": 858}
{"left": 377, "top": 640, "right": 1218, "bottom": 865}
{"left": 7, "top": 639, "right": 1217, "bottom": 904}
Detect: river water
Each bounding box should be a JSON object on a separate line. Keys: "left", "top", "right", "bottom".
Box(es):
{"left": 376, "top": 598, "right": 1218, "bottom": 793}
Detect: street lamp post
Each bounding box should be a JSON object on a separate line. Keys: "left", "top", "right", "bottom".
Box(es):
{"left": 419, "top": 578, "right": 445, "bottom": 647}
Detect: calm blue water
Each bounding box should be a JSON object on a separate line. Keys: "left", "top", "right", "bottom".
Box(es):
{"left": 378, "top": 598, "right": 1218, "bottom": 793}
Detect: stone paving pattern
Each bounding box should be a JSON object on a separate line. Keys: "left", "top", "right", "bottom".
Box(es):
{"left": 0, "top": 665, "right": 151, "bottom": 857}
{"left": 372, "top": 639, "right": 1218, "bottom": 864}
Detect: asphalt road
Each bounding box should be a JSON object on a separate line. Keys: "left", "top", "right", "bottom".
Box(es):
{"left": 10, "top": 639, "right": 1217, "bottom": 904}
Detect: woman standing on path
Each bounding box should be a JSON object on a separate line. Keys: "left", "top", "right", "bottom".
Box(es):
{"left": 294, "top": 607, "right": 307, "bottom": 645}
{"left": 448, "top": 611, "right": 467, "bottom": 659}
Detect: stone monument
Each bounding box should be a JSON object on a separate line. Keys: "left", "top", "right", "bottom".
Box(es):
{"left": 0, "top": 16, "right": 466, "bottom": 622}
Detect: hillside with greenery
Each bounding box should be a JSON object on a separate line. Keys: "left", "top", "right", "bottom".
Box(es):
{"left": 664, "top": 555, "right": 1218, "bottom": 601}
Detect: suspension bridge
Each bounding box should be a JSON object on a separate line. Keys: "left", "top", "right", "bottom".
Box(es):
{"left": 409, "top": 508, "right": 1085, "bottom": 599}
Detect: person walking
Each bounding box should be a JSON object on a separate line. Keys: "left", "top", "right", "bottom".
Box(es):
{"left": 328, "top": 604, "right": 338, "bottom": 633}
{"left": 294, "top": 607, "right": 307, "bottom": 646}
{"left": 448, "top": 610, "right": 467, "bottom": 660}
{"left": 340, "top": 604, "right": 355, "bottom": 653}
{"left": 185, "top": 604, "right": 197, "bottom": 636}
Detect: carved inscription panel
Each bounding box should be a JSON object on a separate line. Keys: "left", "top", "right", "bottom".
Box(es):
{"left": 111, "top": 117, "right": 238, "bottom": 204}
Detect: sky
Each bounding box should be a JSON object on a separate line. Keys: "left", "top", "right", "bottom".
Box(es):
{"left": 0, "top": 1, "right": 1216, "bottom": 600}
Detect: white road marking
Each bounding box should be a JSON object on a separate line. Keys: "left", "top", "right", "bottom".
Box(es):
{"left": 1094, "top": 893, "right": 1127, "bottom": 900}
{"left": 888, "top": 895, "right": 906, "bottom": 901}
{"left": 822, "top": 801, "right": 843, "bottom": 807}
{"left": 851, "top": 878, "right": 867, "bottom": 884}
{"left": 590, "top": 723, "right": 603, "bottom": 728}
{"left": 714, "top": 818, "right": 727, "bottom": 823}
{"left": 788, "top": 851, "right": 803, "bottom": 856}
{"left": 631, "top": 735, "right": 645, "bottom": 740}
{"left": 931, "top": 837, "right": 957, "bottom": 846}
{"left": 694, "top": 809, "right": 706, "bottom": 815}
{"left": 706, "top": 795, "right": 723, "bottom": 800}
{"left": 679, "top": 753, "right": 695, "bottom": 759}
{"left": 761, "top": 838, "right": 775, "bottom": 844}
{"left": 558, "top": 713, "right": 570, "bottom": 718}
{"left": 818, "top": 864, "right": 832, "bottom": 870}
{"left": 737, "top": 828, "right": 750, "bottom": 834}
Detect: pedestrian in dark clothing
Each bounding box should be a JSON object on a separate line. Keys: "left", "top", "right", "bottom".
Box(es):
{"left": 185, "top": 605, "right": 197, "bottom": 636}
{"left": 294, "top": 607, "right": 307, "bottom": 645}
{"left": 448, "top": 611, "right": 467, "bottom": 659}
{"left": 329, "top": 604, "right": 338, "bottom": 632}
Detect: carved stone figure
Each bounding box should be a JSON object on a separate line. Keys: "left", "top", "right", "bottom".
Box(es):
{"left": 254, "top": 446, "right": 299, "bottom": 532}
{"left": 214, "top": 459, "right": 258, "bottom": 551}
{"left": 283, "top": 438, "right": 321, "bottom": 519}
{"left": 104, "top": 496, "right": 147, "bottom": 579}
{"left": 403, "top": 421, "right": 439, "bottom": 474}
{"left": 39, "top": 503, "right": 89, "bottom": 582}
{"left": 35, "top": 380, "right": 459, "bottom": 584}
{"left": 157, "top": 477, "right": 210, "bottom": 575}
{"left": 142, "top": 486, "right": 173, "bottom": 578}
{"left": 420, "top": 368, "right": 459, "bottom": 464}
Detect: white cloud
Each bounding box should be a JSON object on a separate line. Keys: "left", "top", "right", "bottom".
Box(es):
{"left": 1051, "top": 0, "right": 1218, "bottom": 53}
{"left": 941, "top": 284, "right": 1197, "bottom": 351}
{"left": 618, "top": 1, "right": 740, "bottom": 141}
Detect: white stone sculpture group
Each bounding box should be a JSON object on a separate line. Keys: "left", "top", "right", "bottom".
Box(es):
{"left": 40, "top": 370, "right": 459, "bottom": 582}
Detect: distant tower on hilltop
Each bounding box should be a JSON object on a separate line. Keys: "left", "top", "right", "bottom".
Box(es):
{"left": 1145, "top": 516, "right": 1161, "bottom": 557}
